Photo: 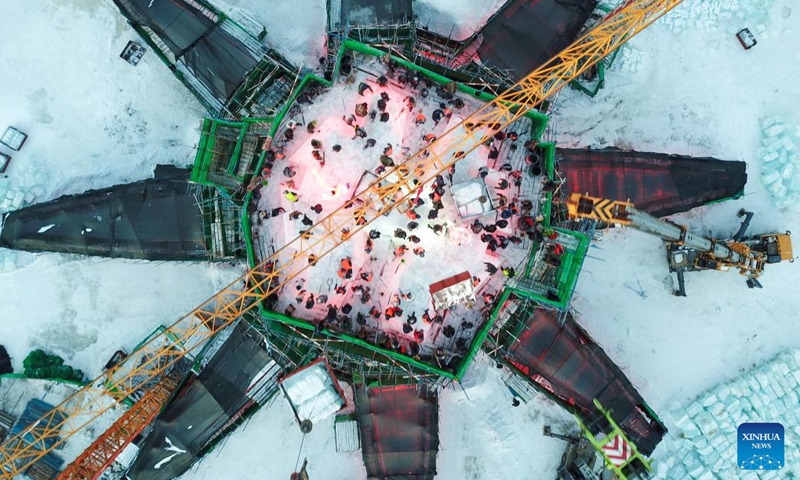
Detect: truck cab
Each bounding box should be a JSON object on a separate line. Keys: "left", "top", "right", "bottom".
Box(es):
{"left": 752, "top": 233, "right": 793, "bottom": 264}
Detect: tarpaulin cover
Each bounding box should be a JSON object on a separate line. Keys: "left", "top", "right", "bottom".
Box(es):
{"left": 355, "top": 384, "right": 439, "bottom": 480}
{"left": 11, "top": 400, "right": 65, "bottom": 470}
{"left": 338, "top": 0, "right": 413, "bottom": 26}
{"left": 181, "top": 27, "right": 261, "bottom": 103}
{"left": 129, "top": 323, "right": 276, "bottom": 480}
{"left": 0, "top": 345, "right": 10, "bottom": 375}
{"left": 113, "top": 0, "right": 216, "bottom": 56}
{"left": 474, "top": 0, "right": 597, "bottom": 80}
{"left": 112, "top": 0, "right": 262, "bottom": 104}
{"left": 0, "top": 166, "right": 206, "bottom": 260}
{"left": 557, "top": 148, "right": 747, "bottom": 217}
{"left": 505, "top": 306, "right": 665, "bottom": 455}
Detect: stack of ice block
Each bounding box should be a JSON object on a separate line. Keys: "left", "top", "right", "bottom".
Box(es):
{"left": 652, "top": 350, "right": 800, "bottom": 479}
{"left": 659, "top": 0, "right": 776, "bottom": 35}
{"left": 759, "top": 117, "right": 800, "bottom": 210}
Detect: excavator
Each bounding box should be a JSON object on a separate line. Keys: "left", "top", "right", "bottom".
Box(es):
{"left": 566, "top": 193, "right": 794, "bottom": 296}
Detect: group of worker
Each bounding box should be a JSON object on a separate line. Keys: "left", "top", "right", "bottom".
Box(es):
{"left": 259, "top": 60, "right": 552, "bottom": 364}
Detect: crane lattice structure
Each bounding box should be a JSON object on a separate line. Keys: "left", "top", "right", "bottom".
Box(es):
{"left": 0, "top": 0, "right": 686, "bottom": 477}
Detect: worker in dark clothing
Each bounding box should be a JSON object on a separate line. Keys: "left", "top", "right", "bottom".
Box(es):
{"left": 404, "top": 96, "right": 416, "bottom": 112}
{"left": 369, "top": 229, "right": 381, "bottom": 239}
{"left": 497, "top": 236, "right": 509, "bottom": 249}
{"left": 365, "top": 138, "right": 376, "bottom": 149}
{"left": 427, "top": 209, "right": 439, "bottom": 220}
{"left": 355, "top": 102, "right": 368, "bottom": 117}
{"left": 432, "top": 109, "right": 444, "bottom": 125}
{"left": 358, "top": 82, "right": 373, "bottom": 96}
{"left": 380, "top": 112, "right": 390, "bottom": 122}
{"left": 407, "top": 221, "right": 419, "bottom": 230}
{"left": 365, "top": 238, "right": 374, "bottom": 254}
{"left": 380, "top": 155, "right": 395, "bottom": 167}
{"left": 495, "top": 219, "right": 509, "bottom": 229}
{"left": 408, "top": 235, "right": 420, "bottom": 244}
{"left": 325, "top": 305, "right": 338, "bottom": 323}
{"left": 496, "top": 179, "right": 510, "bottom": 190}
{"left": 484, "top": 224, "right": 497, "bottom": 233}
{"left": 377, "top": 98, "right": 387, "bottom": 111}
{"left": 311, "top": 204, "right": 323, "bottom": 214}
{"left": 377, "top": 75, "right": 388, "bottom": 86}
{"left": 380, "top": 92, "right": 390, "bottom": 102}
{"left": 305, "top": 294, "right": 315, "bottom": 309}
{"left": 301, "top": 215, "right": 313, "bottom": 226}
{"left": 485, "top": 263, "right": 498, "bottom": 274}
{"left": 471, "top": 220, "right": 483, "bottom": 234}
{"left": 394, "top": 228, "right": 407, "bottom": 239}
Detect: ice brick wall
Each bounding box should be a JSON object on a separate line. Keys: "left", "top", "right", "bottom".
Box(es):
{"left": 659, "top": 0, "right": 777, "bottom": 35}
{"left": 759, "top": 117, "right": 800, "bottom": 211}
{"left": 653, "top": 350, "right": 800, "bottom": 479}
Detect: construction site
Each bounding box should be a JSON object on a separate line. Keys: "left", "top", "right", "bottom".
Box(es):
{"left": 0, "top": 0, "right": 797, "bottom": 479}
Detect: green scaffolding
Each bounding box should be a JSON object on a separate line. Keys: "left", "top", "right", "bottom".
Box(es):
{"left": 230, "top": 39, "right": 552, "bottom": 382}
{"left": 190, "top": 117, "right": 273, "bottom": 196}
{"left": 575, "top": 399, "right": 654, "bottom": 479}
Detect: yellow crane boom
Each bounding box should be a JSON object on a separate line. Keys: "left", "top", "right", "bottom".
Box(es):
{"left": 0, "top": 0, "right": 686, "bottom": 476}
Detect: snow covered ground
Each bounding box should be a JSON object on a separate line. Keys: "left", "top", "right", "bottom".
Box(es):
{"left": 1, "top": 0, "right": 799, "bottom": 479}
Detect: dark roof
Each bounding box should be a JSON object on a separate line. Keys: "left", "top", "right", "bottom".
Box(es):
{"left": 129, "top": 323, "right": 278, "bottom": 480}
{"left": 356, "top": 384, "right": 439, "bottom": 480}
{"left": 180, "top": 27, "right": 261, "bottom": 102}
{"left": 474, "top": 0, "right": 597, "bottom": 80}
{"left": 112, "top": 0, "right": 264, "bottom": 105}
{"left": 505, "top": 305, "right": 666, "bottom": 455}
{"left": 0, "top": 166, "right": 207, "bottom": 260}
{"left": 557, "top": 148, "right": 747, "bottom": 217}
{"left": 114, "top": 0, "right": 217, "bottom": 56}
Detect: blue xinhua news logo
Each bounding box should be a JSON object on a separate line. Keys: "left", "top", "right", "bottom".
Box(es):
{"left": 737, "top": 422, "right": 784, "bottom": 471}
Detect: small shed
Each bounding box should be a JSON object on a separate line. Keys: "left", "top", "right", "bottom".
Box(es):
{"left": 280, "top": 359, "right": 346, "bottom": 426}
{"left": 429, "top": 271, "right": 475, "bottom": 310}
{"left": 450, "top": 178, "right": 493, "bottom": 219}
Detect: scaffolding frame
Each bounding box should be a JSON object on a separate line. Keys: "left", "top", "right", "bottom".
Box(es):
{"left": 0, "top": 0, "right": 688, "bottom": 473}
{"left": 191, "top": 185, "right": 245, "bottom": 260}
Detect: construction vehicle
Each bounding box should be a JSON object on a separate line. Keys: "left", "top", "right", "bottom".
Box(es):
{"left": 0, "top": 0, "right": 690, "bottom": 477}
{"left": 566, "top": 193, "right": 793, "bottom": 296}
